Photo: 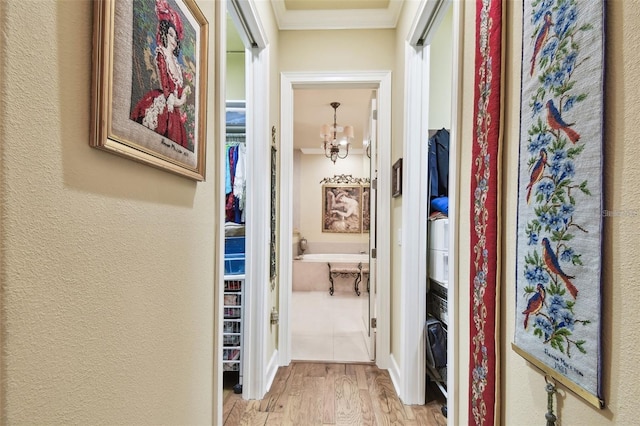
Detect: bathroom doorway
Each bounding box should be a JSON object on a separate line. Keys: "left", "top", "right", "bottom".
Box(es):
{"left": 279, "top": 71, "right": 393, "bottom": 370}
{"left": 290, "top": 87, "right": 374, "bottom": 363}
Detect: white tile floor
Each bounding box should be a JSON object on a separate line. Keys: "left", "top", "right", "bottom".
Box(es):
{"left": 291, "top": 290, "right": 371, "bottom": 363}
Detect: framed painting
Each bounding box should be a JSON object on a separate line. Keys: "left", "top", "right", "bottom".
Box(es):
{"left": 392, "top": 158, "right": 402, "bottom": 197}
{"left": 91, "top": 0, "right": 209, "bottom": 181}
{"left": 322, "top": 185, "right": 362, "bottom": 234}
{"left": 270, "top": 128, "right": 278, "bottom": 287}
{"left": 362, "top": 184, "right": 370, "bottom": 233}
{"left": 513, "top": 0, "right": 605, "bottom": 408}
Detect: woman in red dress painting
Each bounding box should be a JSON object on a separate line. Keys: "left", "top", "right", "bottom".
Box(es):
{"left": 131, "top": 0, "right": 191, "bottom": 149}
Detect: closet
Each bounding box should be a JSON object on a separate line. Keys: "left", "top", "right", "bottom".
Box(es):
{"left": 225, "top": 101, "right": 247, "bottom": 226}
{"left": 223, "top": 100, "right": 247, "bottom": 394}
{"left": 421, "top": 3, "right": 454, "bottom": 416}
{"left": 224, "top": 7, "right": 247, "bottom": 396}
{"left": 426, "top": 128, "right": 450, "bottom": 417}
{"left": 222, "top": 275, "right": 244, "bottom": 391}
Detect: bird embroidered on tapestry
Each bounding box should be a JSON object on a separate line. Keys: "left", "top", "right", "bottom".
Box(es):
{"left": 523, "top": 283, "right": 545, "bottom": 329}
{"left": 546, "top": 99, "right": 581, "bottom": 143}
{"left": 542, "top": 237, "right": 578, "bottom": 299}
{"left": 530, "top": 11, "right": 553, "bottom": 76}
{"left": 526, "top": 148, "right": 547, "bottom": 204}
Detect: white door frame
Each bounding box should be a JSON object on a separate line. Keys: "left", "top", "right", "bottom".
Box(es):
{"left": 225, "top": 0, "right": 270, "bottom": 401}
{"left": 242, "top": 40, "right": 271, "bottom": 401}
{"left": 402, "top": 0, "right": 461, "bottom": 421}
{"left": 278, "top": 71, "right": 392, "bottom": 369}
{"left": 364, "top": 93, "right": 378, "bottom": 360}
{"left": 398, "top": 38, "right": 431, "bottom": 405}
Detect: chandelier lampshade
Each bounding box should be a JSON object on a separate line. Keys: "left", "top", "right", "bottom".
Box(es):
{"left": 320, "top": 102, "right": 353, "bottom": 163}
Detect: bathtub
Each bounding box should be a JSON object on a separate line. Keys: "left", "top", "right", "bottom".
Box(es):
{"left": 293, "top": 253, "right": 369, "bottom": 292}
{"left": 296, "top": 253, "right": 369, "bottom": 263}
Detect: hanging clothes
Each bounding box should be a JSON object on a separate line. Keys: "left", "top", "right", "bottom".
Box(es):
{"left": 225, "top": 144, "right": 232, "bottom": 194}
{"left": 234, "top": 144, "right": 246, "bottom": 211}
{"left": 428, "top": 128, "right": 450, "bottom": 199}
{"left": 428, "top": 128, "right": 450, "bottom": 216}
{"left": 225, "top": 139, "right": 246, "bottom": 223}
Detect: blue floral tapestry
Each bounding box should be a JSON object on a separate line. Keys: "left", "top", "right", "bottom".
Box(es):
{"left": 513, "top": 0, "right": 604, "bottom": 408}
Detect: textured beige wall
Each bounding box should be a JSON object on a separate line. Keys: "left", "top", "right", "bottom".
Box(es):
{"left": 0, "top": 1, "right": 218, "bottom": 423}
{"left": 279, "top": 28, "right": 395, "bottom": 71}
{"left": 226, "top": 52, "right": 246, "bottom": 100}
{"left": 498, "top": 0, "right": 640, "bottom": 424}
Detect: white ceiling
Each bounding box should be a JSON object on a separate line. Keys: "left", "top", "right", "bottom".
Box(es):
{"left": 272, "top": 0, "right": 403, "bottom": 30}
{"left": 294, "top": 88, "right": 375, "bottom": 152}
{"left": 226, "top": 1, "right": 399, "bottom": 151}
{"left": 283, "top": 0, "right": 391, "bottom": 11}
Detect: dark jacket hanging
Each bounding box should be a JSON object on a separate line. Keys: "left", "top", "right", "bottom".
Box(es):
{"left": 428, "top": 128, "right": 450, "bottom": 199}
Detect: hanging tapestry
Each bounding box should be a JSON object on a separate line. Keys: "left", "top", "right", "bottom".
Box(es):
{"left": 513, "top": 0, "right": 604, "bottom": 409}
{"left": 469, "top": 0, "right": 503, "bottom": 424}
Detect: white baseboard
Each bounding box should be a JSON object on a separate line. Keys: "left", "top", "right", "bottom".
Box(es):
{"left": 265, "top": 349, "right": 280, "bottom": 392}
{"left": 388, "top": 353, "right": 402, "bottom": 399}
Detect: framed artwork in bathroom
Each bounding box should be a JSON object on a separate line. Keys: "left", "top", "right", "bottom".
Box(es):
{"left": 392, "top": 158, "right": 403, "bottom": 197}
{"left": 270, "top": 130, "right": 277, "bottom": 286}
{"left": 322, "top": 185, "right": 362, "bottom": 234}
{"left": 90, "top": 0, "right": 209, "bottom": 181}
{"left": 361, "top": 184, "right": 370, "bottom": 233}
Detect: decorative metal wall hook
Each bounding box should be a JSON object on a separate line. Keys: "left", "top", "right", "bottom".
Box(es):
{"left": 545, "top": 375, "right": 557, "bottom": 426}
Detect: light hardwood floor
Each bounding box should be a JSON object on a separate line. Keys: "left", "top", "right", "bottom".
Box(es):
{"left": 222, "top": 362, "right": 447, "bottom": 425}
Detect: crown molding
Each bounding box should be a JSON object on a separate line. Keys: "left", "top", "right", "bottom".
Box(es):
{"left": 271, "top": 0, "right": 403, "bottom": 30}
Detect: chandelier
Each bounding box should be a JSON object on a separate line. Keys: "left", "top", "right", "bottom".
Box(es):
{"left": 320, "top": 102, "right": 353, "bottom": 164}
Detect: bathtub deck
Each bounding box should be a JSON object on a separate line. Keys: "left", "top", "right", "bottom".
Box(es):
{"left": 293, "top": 253, "right": 369, "bottom": 293}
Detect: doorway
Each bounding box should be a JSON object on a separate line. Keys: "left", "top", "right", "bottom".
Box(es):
{"left": 222, "top": 0, "right": 270, "bottom": 402}
{"left": 222, "top": 8, "right": 247, "bottom": 399}
{"left": 290, "top": 87, "right": 374, "bottom": 363}
{"left": 278, "top": 71, "right": 392, "bottom": 370}
{"left": 401, "top": 0, "right": 461, "bottom": 418}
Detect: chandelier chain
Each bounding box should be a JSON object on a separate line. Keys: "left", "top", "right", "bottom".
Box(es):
{"left": 322, "top": 101, "right": 351, "bottom": 164}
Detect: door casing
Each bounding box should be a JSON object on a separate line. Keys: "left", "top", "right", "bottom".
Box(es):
{"left": 400, "top": 0, "right": 461, "bottom": 420}
{"left": 278, "top": 71, "right": 392, "bottom": 370}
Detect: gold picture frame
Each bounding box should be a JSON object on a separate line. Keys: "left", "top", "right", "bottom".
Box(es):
{"left": 362, "top": 184, "right": 370, "bottom": 233}
{"left": 270, "top": 127, "right": 278, "bottom": 286}
{"left": 91, "top": 0, "right": 209, "bottom": 180}
{"left": 392, "top": 158, "right": 402, "bottom": 197}
{"left": 322, "top": 184, "right": 362, "bottom": 234}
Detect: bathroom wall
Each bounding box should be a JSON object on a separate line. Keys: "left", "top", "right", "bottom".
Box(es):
{"left": 294, "top": 152, "right": 369, "bottom": 255}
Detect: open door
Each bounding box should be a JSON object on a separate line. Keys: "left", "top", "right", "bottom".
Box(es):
{"left": 362, "top": 92, "right": 378, "bottom": 360}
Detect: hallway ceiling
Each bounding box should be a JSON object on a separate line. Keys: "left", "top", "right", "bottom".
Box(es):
{"left": 273, "top": 1, "right": 398, "bottom": 152}
{"left": 273, "top": 0, "right": 403, "bottom": 30}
